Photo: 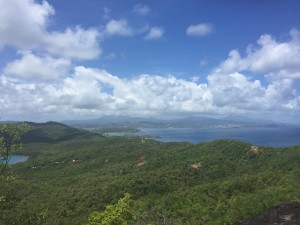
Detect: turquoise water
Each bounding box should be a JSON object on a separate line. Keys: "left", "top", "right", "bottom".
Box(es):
{"left": 8, "top": 155, "right": 29, "bottom": 165}
{"left": 138, "top": 126, "right": 300, "bottom": 147}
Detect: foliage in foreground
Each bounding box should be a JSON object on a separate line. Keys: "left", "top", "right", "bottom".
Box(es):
{"left": 0, "top": 123, "right": 28, "bottom": 174}
{"left": 87, "top": 193, "right": 135, "bottom": 225}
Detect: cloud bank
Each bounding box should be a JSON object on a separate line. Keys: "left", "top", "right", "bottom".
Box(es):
{"left": 1, "top": 28, "right": 300, "bottom": 121}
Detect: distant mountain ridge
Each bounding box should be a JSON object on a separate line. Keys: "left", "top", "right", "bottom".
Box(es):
{"left": 62, "top": 115, "right": 286, "bottom": 129}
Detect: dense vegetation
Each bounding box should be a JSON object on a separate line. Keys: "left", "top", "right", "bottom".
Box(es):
{"left": 0, "top": 123, "right": 28, "bottom": 174}
{"left": 0, "top": 122, "right": 299, "bottom": 225}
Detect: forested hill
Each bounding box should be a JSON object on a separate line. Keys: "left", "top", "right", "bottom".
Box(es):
{"left": 22, "top": 121, "right": 98, "bottom": 143}
{"left": 1, "top": 122, "right": 299, "bottom": 224}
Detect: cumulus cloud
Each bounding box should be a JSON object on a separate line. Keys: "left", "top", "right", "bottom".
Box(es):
{"left": 104, "top": 19, "right": 133, "bottom": 36}
{"left": 144, "top": 27, "right": 165, "bottom": 40}
{"left": 1, "top": 28, "right": 300, "bottom": 121}
{"left": 4, "top": 52, "right": 71, "bottom": 80}
{"left": 0, "top": 0, "right": 54, "bottom": 48}
{"left": 44, "top": 26, "right": 100, "bottom": 59}
{"left": 246, "top": 30, "right": 300, "bottom": 73}
{"left": 133, "top": 4, "right": 150, "bottom": 16}
{"left": 206, "top": 29, "right": 300, "bottom": 115}
{"left": 0, "top": 67, "right": 213, "bottom": 119}
{"left": 208, "top": 72, "right": 265, "bottom": 110}
{"left": 214, "top": 29, "right": 300, "bottom": 81}
{"left": 186, "top": 23, "right": 214, "bottom": 37}
{"left": 0, "top": 0, "right": 101, "bottom": 59}
{"left": 50, "top": 67, "right": 212, "bottom": 114}
{"left": 207, "top": 71, "right": 299, "bottom": 114}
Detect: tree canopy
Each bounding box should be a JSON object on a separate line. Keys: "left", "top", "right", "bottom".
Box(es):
{"left": 87, "top": 193, "right": 136, "bottom": 225}
{"left": 0, "top": 123, "right": 28, "bottom": 174}
{"left": 0, "top": 122, "right": 299, "bottom": 224}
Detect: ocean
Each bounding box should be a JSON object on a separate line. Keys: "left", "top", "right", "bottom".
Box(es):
{"left": 8, "top": 155, "right": 28, "bottom": 165}
{"left": 137, "top": 126, "right": 300, "bottom": 147}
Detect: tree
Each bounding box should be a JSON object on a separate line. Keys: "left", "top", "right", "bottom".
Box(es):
{"left": 87, "top": 193, "right": 136, "bottom": 225}
{"left": 0, "top": 123, "right": 28, "bottom": 174}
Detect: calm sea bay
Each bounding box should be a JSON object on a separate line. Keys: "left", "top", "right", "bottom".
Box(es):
{"left": 138, "top": 126, "right": 300, "bottom": 147}
{"left": 8, "top": 155, "right": 28, "bottom": 165}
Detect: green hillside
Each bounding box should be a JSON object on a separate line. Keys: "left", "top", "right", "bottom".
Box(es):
{"left": 1, "top": 122, "right": 299, "bottom": 225}
{"left": 22, "top": 121, "right": 96, "bottom": 143}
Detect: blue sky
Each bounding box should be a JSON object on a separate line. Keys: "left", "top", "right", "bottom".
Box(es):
{"left": 0, "top": 0, "right": 300, "bottom": 123}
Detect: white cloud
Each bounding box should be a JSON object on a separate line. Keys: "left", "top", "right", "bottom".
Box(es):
{"left": 246, "top": 30, "right": 300, "bottom": 73}
{"left": 207, "top": 72, "right": 266, "bottom": 110}
{"left": 4, "top": 52, "right": 71, "bottom": 80}
{"left": 145, "top": 27, "right": 165, "bottom": 40}
{"left": 133, "top": 4, "right": 150, "bottom": 16}
{"left": 44, "top": 26, "right": 101, "bottom": 59}
{"left": 0, "top": 0, "right": 101, "bottom": 59}
{"left": 1, "top": 63, "right": 299, "bottom": 121}
{"left": 104, "top": 19, "right": 133, "bottom": 36}
{"left": 1, "top": 29, "right": 300, "bottom": 121}
{"left": 214, "top": 29, "right": 300, "bottom": 81}
{"left": 190, "top": 75, "right": 200, "bottom": 83}
{"left": 0, "top": 66, "right": 213, "bottom": 119}
{"left": 266, "top": 70, "right": 300, "bottom": 80}
{"left": 186, "top": 23, "right": 214, "bottom": 37}
{"left": 207, "top": 69, "right": 299, "bottom": 114}
{"left": 0, "top": 75, "right": 41, "bottom": 119}
{"left": 0, "top": 0, "right": 54, "bottom": 48}
{"left": 206, "top": 29, "right": 300, "bottom": 114}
